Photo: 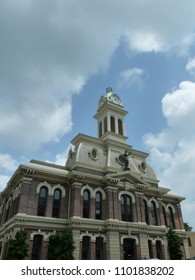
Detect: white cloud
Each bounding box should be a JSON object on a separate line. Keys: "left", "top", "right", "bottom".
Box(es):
{"left": 0, "top": 175, "right": 10, "bottom": 192}
{"left": 144, "top": 81, "right": 195, "bottom": 229}
{"left": 119, "top": 68, "right": 144, "bottom": 87}
{"left": 0, "top": 153, "right": 19, "bottom": 191}
{"left": 53, "top": 145, "right": 71, "bottom": 166}
{"left": 1, "top": 0, "right": 195, "bottom": 152}
{"left": 186, "top": 57, "right": 195, "bottom": 76}
{"left": 125, "top": 32, "right": 164, "bottom": 53}
{"left": 0, "top": 154, "right": 19, "bottom": 172}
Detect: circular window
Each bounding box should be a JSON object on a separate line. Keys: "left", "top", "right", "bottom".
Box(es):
{"left": 118, "top": 154, "right": 125, "bottom": 165}
{"left": 139, "top": 161, "right": 147, "bottom": 173}
{"left": 89, "top": 148, "right": 98, "bottom": 160}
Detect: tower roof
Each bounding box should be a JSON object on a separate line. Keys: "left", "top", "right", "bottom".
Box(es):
{"left": 98, "top": 87, "right": 123, "bottom": 108}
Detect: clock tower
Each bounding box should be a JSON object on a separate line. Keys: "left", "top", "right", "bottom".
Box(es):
{"left": 94, "top": 87, "right": 128, "bottom": 144}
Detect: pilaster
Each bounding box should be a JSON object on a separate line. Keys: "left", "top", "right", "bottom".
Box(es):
{"left": 106, "top": 230, "right": 120, "bottom": 259}
{"left": 139, "top": 233, "right": 150, "bottom": 259}
{"left": 70, "top": 182, "right": 82, "bottom": 218}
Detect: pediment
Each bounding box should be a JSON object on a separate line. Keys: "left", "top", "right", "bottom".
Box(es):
{"left": 105, "top": 170, "right": 149, "bottom": 186}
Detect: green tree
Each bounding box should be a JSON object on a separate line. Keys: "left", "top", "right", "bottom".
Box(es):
{"left": 47, "top": 229, "right": 75, "bottom": 260}
{"left": 167, "top": 227, "right": 183, "bottom": 260}
{"left": 6, "top": 229, "right": 29, "bottom": 260}
{"left": 184, "top": 222, "right": 193, "bottom": 232}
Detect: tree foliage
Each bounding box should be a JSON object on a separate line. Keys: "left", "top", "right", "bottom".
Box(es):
{"left": 6, "top": 229, "right": 29, "bottom": 260}
{"left": 47, "top": 229, "right": 75, "bottom": 260}
{"left": 184, "top": 222, "right": 193, "bottom": 232}
{"left": 167, "top": 227, "right": 183, "bottom": 260}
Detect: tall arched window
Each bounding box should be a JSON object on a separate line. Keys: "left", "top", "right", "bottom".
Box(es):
{"left": 148, "top": 240, "right": 153, "bottom": 259}
{"left": 31, "top": 234, "right": 43, "bottom": 260}
{"left": 151, "top": 201, "right": 158, "bottom": 225}
{"left": 52, "top": 189, "right": 62, "bottom": 218}
{"left": 143, "top": 199, "right": 149, "bottom": 224}
{"left": 110, "top": 116, "right": 115, "bottom": 132}
{"left": 162, "top": 206, "right": 168, "bottom": 227}
{"left": 5, "top": 200, "right": 12, "bottom": 222}
{"left": 83, "top": 190, "right": 90, "bottom": 218}
{"left": 121, "top": 194, "right": 133, "bottom": 222}
{"left": 118, "top": 119, "right": 123, "bottom": 135}
{"left": 95, "top": 192, "right": 102, "bottom": 220}
{"left": 82, "top": 236, "right": 91, "bottom": 259}
{"left": 156, "top": 240, "right": 163, "bottom": 259}
{"left": 96, "top": 236, "right": 103, "bottom": 259}
{"left": 168, "top": 206, "right": 175, "bottom": 228}
{"left": 37, "top": 186, "right": 48, "bottom": 216}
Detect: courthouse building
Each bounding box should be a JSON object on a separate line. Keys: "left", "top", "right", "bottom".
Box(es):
{"left": 0, "top": 87, "right": 190, "bottom": 259}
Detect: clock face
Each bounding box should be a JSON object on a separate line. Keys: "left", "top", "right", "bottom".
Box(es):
{"left": 109, "top": 93, "right": 121, "bottom": 104}
{"left": 98, "top": 96, "right": 105, "bottom": 107}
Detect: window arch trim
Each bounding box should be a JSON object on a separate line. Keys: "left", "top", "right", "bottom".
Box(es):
{"left": 118, "top": 191, "right": 135, "bottom": 203}
{"left": 81, "top": 185, "right": 93, "bottom": 197}
{"left": 93, "top": 187, "right": 106, "bottom": 200}
{"left": 36, "top": 182, "right": 52, "bottom": 195}
{"left": 166, "top": 203, "right": 175, "bottom": 214}
{"left": 149, "top": 198, "right": 159, "bottom": 208}
{"left": 52, "top": 184, "right": 66, "bottom": 198}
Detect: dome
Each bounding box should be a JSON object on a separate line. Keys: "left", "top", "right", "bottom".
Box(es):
{"left": 98, "top": 87, "right": 123, "bottom": 108}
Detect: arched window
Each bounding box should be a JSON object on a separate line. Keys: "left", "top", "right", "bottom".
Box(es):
{"left": 151, "top": 201, "right": 158, "bottom": 225}
{"left": 31, "top": 234, "right": 43, "bottom": 260}
{"left": 121, "top": 194, "right": 133, "bottom": 222}
{"left": 148, "top": 240, "right": 153, "bottom": 259}
{"left": 110, "top": 116, "right": 115, "bottom": 132}
{"left": 143, "top": 199, "right": 149, "bottom": 224}
{"left": 162, "top": 206, "right": 168, "bottom": 227}
{"left": 82, "top": 236, "right": 91, "bottom": 260}
{"left": 37, "top": 186, "right": 48, "bottom": 216}
{"left": 83, "top": 190, "right": 90, "bottom": 218}
{"left": 156, "top": 240, "right": 163, "bottom": 259}
{"left": 104, "top": 117, "right": 107, "bottom": 133}
{"left": 13, "top": 196, "right": 20, "bottom": 216}
{"left": 95, "top": 192, "right": 102, "bottom": 220}
{"left": 99, "top": 121, "right": 102, "bottom": 137}
{"left": 118, "top": 119, "right": 123, "bottom": 135}
{"left": 168, "top": 206, "right": 175, "bottom": 228}
{"left": 5, "top": 200, "right": 12, "bottom": 222}
{"left": 96, "top": 236, "right": 103, "bottom": 259}
{"left": 123, "top": 238, "right": 136, "bottom": 260}
{"left": 52, "top": 189, "right": 62, "bottom": 218}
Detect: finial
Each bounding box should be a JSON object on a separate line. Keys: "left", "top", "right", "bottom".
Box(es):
{"left": 106, "top": 87, "right": 113, "bottom": 93}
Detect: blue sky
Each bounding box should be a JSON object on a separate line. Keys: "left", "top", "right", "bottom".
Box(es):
{"left": 1, "top": 0, "right": 195, "bottom": 230}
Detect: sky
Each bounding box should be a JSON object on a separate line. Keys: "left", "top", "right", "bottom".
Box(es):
{"left": 1, "top": 0, "right": 195, "bottom": 230}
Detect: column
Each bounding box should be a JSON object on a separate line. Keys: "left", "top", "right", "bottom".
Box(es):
{"left": 72, "top": 229, "right": 81, "bottom": 260}
{"left": 105, "top": 186, "right": 118, "bottom": 220}
{"left": 157, "top": 199, "right": 164, "bottom": 226}
{"left": 70, "top": 182, "right": 82, "bottom": 218}
{"left": 135, "top": 192, "right": 144, "bottom": 223}
{"left": 18, "top": 177, "right": 33, "bottom": 214}
{"left": 139, "top": 233, "right": 150, "bottom": 259}
{"left": 163, "top": 236, "right": 169, "bottom": 259}
{"left": 106, "top": 231, "right": 120, "bottom": 259}
{"left": 176, "top": 203, "right": 184, "bottom": 229}
{"left": 183, "top": 237, "right": 191, "bottom": 259}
